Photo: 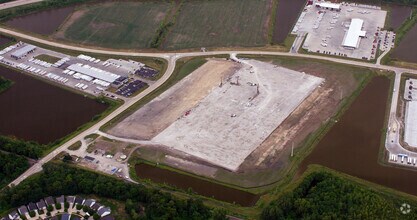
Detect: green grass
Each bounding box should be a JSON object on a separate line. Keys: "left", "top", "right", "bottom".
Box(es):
{"left": 0, "top": 76, "right": 13, "bottom": 93}
{"left": 68, "top": 141, "right": 81, "bottom": 151}
{"left": 34, "top": 54, "right": 61, "bottom": 63}
{"left": 163, "top": 0, "right": 271, "bottom": 50}
{"left": 63, "top": 1, "right": 173, "bottom": 49}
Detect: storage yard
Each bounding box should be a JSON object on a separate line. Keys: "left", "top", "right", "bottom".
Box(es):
{"left": 110, "top": 58, "right": 324, "bottom": 171}
{"left": 292, "top": 0, "right": 388, "bottom": 60}
{"left": 0, "top": 42, "right": 157, "bottom": 98}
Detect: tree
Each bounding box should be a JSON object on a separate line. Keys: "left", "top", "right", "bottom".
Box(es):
{"left": 93, "top": 213, "right": 100, "bottom": 220}
{"left": 47, "top": 205, "right": 53, "bottom": 212}
{"left": 76, "top": 204, "right": 82, "bottom": 210}
{"left": 29, "top": 211, "right": 35, "bottom": 217}
{"left": 55, "top": 203, "right": 62, "bottom": 209}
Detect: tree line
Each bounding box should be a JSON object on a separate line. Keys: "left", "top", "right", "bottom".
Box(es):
{"left": 0, "top": 152, "right": 29, "bottom": 189}
{"left": 0, "top": 136, "right": 47, "bottom": 159}
{"left": 0, "top": 76, "right": 12, "bottom": 93}
{"left": 0, "top": 162, "right": 227, "bottom": 220}
{"left": 261, "top": 171, "right": 417, "bottom": 220}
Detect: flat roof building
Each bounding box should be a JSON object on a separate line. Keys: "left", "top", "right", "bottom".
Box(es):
{"left": 342, "top": 19, "right": 367, "bottom": 49}
{"left": 106, "top": 59, "right": 145, "bottom": 74}
{"left": 316, "top": 2, "right": 341, "bottom": 11}
{"left": 67, "top": 64, "right": 120, "bottom": 83}
{"left": 11, "top": 44, "right": 36, "bottom": 59}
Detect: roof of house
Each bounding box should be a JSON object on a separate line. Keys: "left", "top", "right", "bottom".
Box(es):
{"left": 66, "top": 196, "right": 75, "bottom": 204}
{"left": 74, "top": 197, "right": 85, "bottom": 205}
{"left": 8, "top": 211, "right": 18, "bottom": 219}
{"left": 91, "top": 203, "right": 102, "bottom": 211}
{"left": 84, "top": 199, "right": 95, "bottom": 207}
{"left": 37, "top": 199, "right": 47, "bottom": 209}
{"left": 44, "top": 196, "right": 55, "bottom": 206}
{"left": 56, "top": 195, "right": 65, "bottom": 204}
{"left": 61, "top": 213, "right": 70, "bottom": 220}
{"left": 18, "top": 205, "right": 28, "bottom": 215}
{"left": 27, "top": 202, "right": 38, "bottom": 211}
{"left": 97, "top": 207, "right": 111, "bottom": 217}
{"left": 49, "top": 216, "right": 59, "bottom": 220}
{"left": 101, "top": 215, "right": 115, "bottom": 220}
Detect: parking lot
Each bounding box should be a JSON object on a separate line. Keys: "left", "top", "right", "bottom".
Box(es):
{"left": 292, "top": 1, "right": 387, "bottom": 60}
{"left": 0, "top": 42, "right": 157, "bottom": 99}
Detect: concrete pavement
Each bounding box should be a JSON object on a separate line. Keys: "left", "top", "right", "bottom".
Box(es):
{"left": 0, "top": 0, "right": 44, "bottom": 10}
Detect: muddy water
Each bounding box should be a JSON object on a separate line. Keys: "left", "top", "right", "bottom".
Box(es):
{"left": 299, "top": 77, "right": 417, "bottom": 196}
{"left": 0, "top": 66, "right": 107, "bottom": 144}
{"left": 135, "top": 163, "right": 259, "bottom": 206}
{"left": 389, "top": 4, "right": 413, "bottom": 31}
{"left": 391, "top": 23, "right": 417, "bottom": 63}
{"left": 5, "top": 6, "right": 74, "bottom": 35}
{"left": 272, "top": 0, "right": 306, "bottom": 44}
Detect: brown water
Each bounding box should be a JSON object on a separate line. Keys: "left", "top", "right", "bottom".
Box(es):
{"left": 389, "top": 5, "right": 413, "bottom": 31}
{"left": 299, "top": 77, "right": 417, "bottom": 196}
{"left": 5, "top": 6, "right": 74, "bottom": 35}
{"left": 0, "top": 66, "right": 108, "bottom": 144}
{"left": 391, "top": 23, "right": 417, "bottom": 63}
{"left": 272, "top": 0, "right": 306, "bottom": 44}
{"left": 135, "top": 163, "right": 259, "bottom": 207}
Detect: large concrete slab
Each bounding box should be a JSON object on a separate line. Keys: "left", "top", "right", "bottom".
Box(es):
{"left": 153, "top": 60, "right": 324, "bottom": 170}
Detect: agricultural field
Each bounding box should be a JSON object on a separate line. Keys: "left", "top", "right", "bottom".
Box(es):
{"left": 57, "top": 1, "right": 173, "bottom": 49}
{"left": 163, "top": 0, "right": 273, "bottom": 50}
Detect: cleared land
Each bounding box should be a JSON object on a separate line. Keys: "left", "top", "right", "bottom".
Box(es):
{"left": 109, "top": 59, "right": 240, "bottom": 140}
{"left": 163, "top": 0, "right": 272, "bottom": 50}
{"left": 58, "top": 1, "right": 173, "bottom": 49}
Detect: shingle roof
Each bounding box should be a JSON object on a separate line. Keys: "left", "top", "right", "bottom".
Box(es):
{"left": 97, "top": 207, "right": 111, "bottom": 217}
{"left": 44, "top": 196, "right": 55, "bottom": 206}
{"left": 37, "top": 199, "right": 47, "bottom": 209}
{"left": 74, "top": 197, "right": 84, "bottom": 205}
{"left": 27, "top": 202, "right": 38, "bottom": 211}
{"left": 84, "top": 199, "right": 95, "bottom": 207}
{"left": 56, "top": 195, "right": 65, "bottom": 204}
{"left": 66, "top": 196, "right": 75, "bottom": 204}
{"left": 18, "top": 205, "right": 28, "bottom": 215}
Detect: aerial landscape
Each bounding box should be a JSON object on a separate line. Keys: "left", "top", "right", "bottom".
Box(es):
{"left": 0, "top": 0, "right": 417, "bottom": 219}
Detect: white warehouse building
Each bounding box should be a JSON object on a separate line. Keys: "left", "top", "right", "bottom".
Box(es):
{"left": 67, "top": 64, "right": 120, "bottom": 83}
{"left": 342, "top": 18, "right": 367, "bottom": 49}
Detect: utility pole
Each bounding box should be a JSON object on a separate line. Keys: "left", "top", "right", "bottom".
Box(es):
{"left": 291, "top": 142, "right": 294, "bottom": 157}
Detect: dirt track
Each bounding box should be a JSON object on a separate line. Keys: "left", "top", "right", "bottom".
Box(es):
{"left": 108, "top": 59, "right": 240, "bottom": 140}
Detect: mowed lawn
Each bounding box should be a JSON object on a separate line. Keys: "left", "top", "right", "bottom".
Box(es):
{"left": 163, "top": 0, "right": 272, "bottom": 50}
{"left": 63, "top": 2, "right": 172, "bottom": 49}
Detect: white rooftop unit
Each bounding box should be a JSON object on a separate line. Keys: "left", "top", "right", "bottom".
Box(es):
{"left": 342, "top": 19, "right": 366, "bottom": 49}
{"left": 316, "top": 2, "right": 341, "bottom": 10}
{"left": 67, "top": 64, "right": 120, "bottom": 83}
{"left": 11, "top": 44, "right": 36, "bottom": 59}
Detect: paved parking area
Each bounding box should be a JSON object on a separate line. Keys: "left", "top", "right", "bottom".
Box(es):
{"left": 292, "top": 1, "right": 387, "bottom": 60}
{"left": 0, "top": 42, "right": 154, "bottom": 99}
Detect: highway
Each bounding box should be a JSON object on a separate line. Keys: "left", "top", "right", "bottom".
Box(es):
{"left": 2, "top": 24, "right": 417, "bottom": 186}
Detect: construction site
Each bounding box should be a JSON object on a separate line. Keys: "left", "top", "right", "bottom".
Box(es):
{"left": 109, "top": 58, "right": 324, "bottom": 171}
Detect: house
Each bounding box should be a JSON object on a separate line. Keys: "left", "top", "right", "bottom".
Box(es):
{"left": 84, "top": 199, "right": 95, "bottom": 208}
{"left": 44, "top": 196, "right": 55, "bottom": 207}
{"left": 66, "top": 196, "right": 75, "bottom": 204}
{"left": 74, "top": 197, "right": 85, "bottom": 206}
{"left": 91, "top": 203, "right": 102, "bottom": 212}
{"left": 37, "top": 199, "right": 47, "bottom": 210}
{"left": 18, "top": 205, "right": 29, "bottom": 216}
{"left": 97, "top": 207, "right": 111, "bottom": 217}
{"left": 101, "top": 215, "right": 115, "bottom": 220}
{"left": 56, "top": 195, "right": 65, "bottom": 205}
{"left": 60, "top": 213, "right": 70, "bottom": 220}
{"left": 49, "top": 216, "right": 59, "bottom": 220}
{"left": 2, "top": 216, "right": 10, "bottom": 220}
{"left": 7, "top": 211, "right": 19, "bottom": 220}
{"left": 27, "top": 202, "right": 38, "bottom": 212}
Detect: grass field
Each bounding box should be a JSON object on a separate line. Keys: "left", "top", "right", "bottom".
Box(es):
{"left": 62, "top": 1, "right": 173, "bottom": 49}
{"left": 34, "top": 54, "right": 61, "bottom": 63}
{"left": 163, "top": 0, "right": 272, "bottom": 50}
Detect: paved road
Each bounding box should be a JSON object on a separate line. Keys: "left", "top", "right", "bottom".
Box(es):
{"left": 4, "top": 26, "right": 417, "bottom": 186}
{"left": 0, "top": 0, "right": 44, "bottom": 10}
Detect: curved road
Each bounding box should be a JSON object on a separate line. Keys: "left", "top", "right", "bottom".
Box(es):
{"left": 3, "top": 26, "right": 417, "bottom": 186}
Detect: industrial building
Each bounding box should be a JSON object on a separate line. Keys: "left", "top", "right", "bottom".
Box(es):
{"left": 106, "top": 59, "right": 145, "bottom": 74}
{"left": 315, "top": 2, "right": 341, "bottom": 11}
{"left": 67, "top": 64, "right": 120, "bottom": 83}
{"left": 342, "top": 19, "right": 367, "bottom": 49}
{"left": 404, "top": 79, "right": 417, "bottom": 148}
{"left": 11, "top": 44, "right": 36, "bottom": 59}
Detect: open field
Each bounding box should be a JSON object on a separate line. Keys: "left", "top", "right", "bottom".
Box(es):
{"left": 163, "top": 0, "right": 272, "bottom": 50}
{"left": 109, "top": 59, "right": 240, "bottom": 140}
{"left": 58, "top": 1, "right": 173, "bottom": 49}
{"left": 153, "top": 60, "right": 323, "bottom": 171}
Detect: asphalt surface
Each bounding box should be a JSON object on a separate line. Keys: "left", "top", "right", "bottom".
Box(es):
{"left": 0, "top": 0, "right": 44, "bottom": 10}
{"left": 1, "top": 21, "right": 416, "bottom": 186}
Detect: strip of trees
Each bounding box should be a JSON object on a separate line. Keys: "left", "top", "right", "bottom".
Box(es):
{"left": 0, "top": 152, "right": 29, "bottom": 189}
{"left": 0, "top": 136, "right": 47, "bottom": 159}
{"left": 261, "top": 171, "right": 417, "bottom": 220}
{"left": 0, "top": 162, "right": 227, "bottom": 219}
{"left": 0, "top": 76, "right": 12, "bottom": 93}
